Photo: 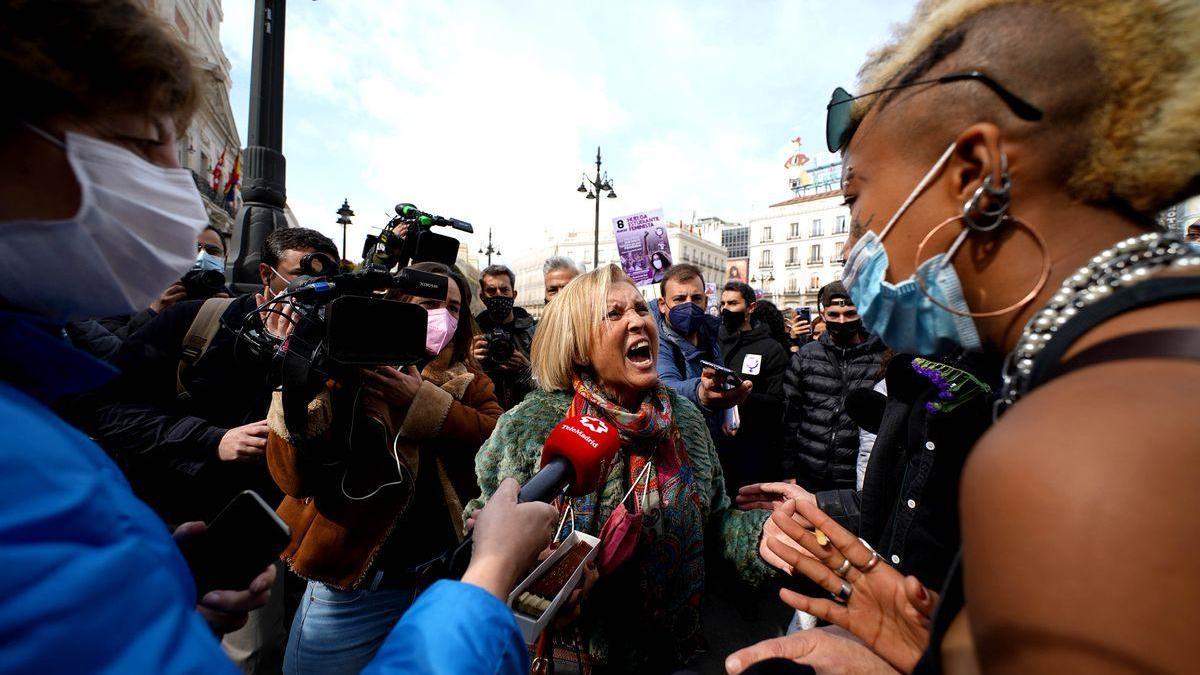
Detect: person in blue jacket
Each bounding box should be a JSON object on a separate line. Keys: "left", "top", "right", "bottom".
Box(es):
{"left": 0, "top": 2, "right": 557, "bottom": 673}
{"left": 654, "top": 264, "right": 750, "bottom": 436}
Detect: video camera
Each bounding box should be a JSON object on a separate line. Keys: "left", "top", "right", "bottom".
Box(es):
{"left": 253, "top": 203, "right": 472, "bottom": 444}
{"left": 363, "top": 203, "right": 474, "bottom": 271}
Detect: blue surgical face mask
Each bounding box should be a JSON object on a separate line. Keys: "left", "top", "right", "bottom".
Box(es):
{"left": 194, "top": 250, "right": 225, "bottom": 272}
{"left": 841, "top": 143, "right": 982, "bottom": 356}
{"left": 667, "top": 301, "right": 706, "bottom": 336}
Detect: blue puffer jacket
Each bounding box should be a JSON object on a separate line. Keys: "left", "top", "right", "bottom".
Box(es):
{"left": 654, "top": 306, "right": 723, "bottom": 436}
{"left": 0, "top": 311, "right": 235, "bottom": 674}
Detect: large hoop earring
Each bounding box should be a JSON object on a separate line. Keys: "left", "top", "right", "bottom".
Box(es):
{"left": 913, "top": 213, "right": 1051, "bottom": 318}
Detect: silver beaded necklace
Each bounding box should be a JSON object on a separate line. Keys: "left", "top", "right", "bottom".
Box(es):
{"left": 995, "top": 231, "right": 1200, "bottom": 418}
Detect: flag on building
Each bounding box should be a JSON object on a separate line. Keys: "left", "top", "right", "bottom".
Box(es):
{"left": 223, "top": 152, "right": 241, "bottom": 204}
{"left": 211, "top": 149, "right": 226, "bottom": 193}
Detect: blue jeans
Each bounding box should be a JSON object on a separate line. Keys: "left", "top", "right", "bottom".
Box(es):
{"left": 284, "top": 580, "right": 417, "bottom": 675}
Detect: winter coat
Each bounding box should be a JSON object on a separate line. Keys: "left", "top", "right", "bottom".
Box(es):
{"left": 717, "top": 323, "right": 789, "bottom": 490}
{"left": 267, "top": 349, "right": 502, "bottom": 590}
{"left": 475, "top": 306, "right": 536, "bottom": 410}
{"left": 654, "top": 306, "right": 724, "bottom": 437}
{"left": 464, "top": 387, "right": 772, "bottom": 670}
{"left": 783, "top": 330, "right": 886, "bottom": 492}
{"left": 815, "top": 352, "right": 994, "bottom": 590}
{"left": 0, "top": 310, "right": 237, "bottom": 673}
{"left": 81, "top": 294, "right": 280, "bottom": 525}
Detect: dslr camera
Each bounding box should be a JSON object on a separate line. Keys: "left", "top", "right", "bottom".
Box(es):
{"left": 484, "top": 327, "right": 515, "bottom": 364}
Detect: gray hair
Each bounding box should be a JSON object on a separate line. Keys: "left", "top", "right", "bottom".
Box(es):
{"left": 543, "top": 256, "right": 581, "bottom": 276}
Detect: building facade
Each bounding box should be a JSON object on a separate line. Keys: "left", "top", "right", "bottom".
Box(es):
{"left": 509, "top": 220, "right": 729, "bottom": 318}
{"left": 143, "top": 0, "right": 241, "bottom": 234}
{"left": 747, "top": 160, "right": 850, "bottom": 310}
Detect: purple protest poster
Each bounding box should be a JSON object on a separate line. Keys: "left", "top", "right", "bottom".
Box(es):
{"left": 612, "top": 209, "right": 673, "bottom": 286}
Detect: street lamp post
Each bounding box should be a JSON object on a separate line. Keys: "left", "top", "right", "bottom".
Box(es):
{"left": 478, "top": 227, "right": 501, "bottom": 267}
{"left": 576, "top": 146, "right": 617, "bottom": 269}
{"left": 336, "top": 198, "right": 354, "bottom": 266}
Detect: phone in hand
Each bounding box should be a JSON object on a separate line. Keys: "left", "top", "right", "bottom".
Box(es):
{"left": 797, "top": 307, "right": 812, "bottom": 325}
{"left": 179, "top": 490, "right": 292, "bottom": 598}
{"left": 701, "top": 359, "right": 743, "bottom": 391}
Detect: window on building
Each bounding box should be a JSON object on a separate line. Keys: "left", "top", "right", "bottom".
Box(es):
{"left": 789, "top": 222, "right": 800, "bottom": 239}
{"left": 834, "top": 241, "right": 846, "bottom": 264}
{"left": 811, "top": 219, "right": 823, "bottom": 237}
{"left": 761, "top": 226, "right": 773, "bottom": 243}
{"left": 809, "top": 244, "right": 822, "bottom": 264}
{"left": 788, "top": 276, "right": 799, "bottom": 293}
{"left": 809, "top": 274, "right": 821, "bottom": 290}
{"left": 760, "top": 250, "right": 773, "bottom": 267}
{"left": 786, "top": 246, "right": 799, "bottom": 266}
{"left": 835, "top": 215, "right": 848, "bottom": 234}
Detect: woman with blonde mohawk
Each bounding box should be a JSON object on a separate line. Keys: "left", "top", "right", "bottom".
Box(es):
{"left": 727, "top": 0, "right": 1200, "bottom": 673}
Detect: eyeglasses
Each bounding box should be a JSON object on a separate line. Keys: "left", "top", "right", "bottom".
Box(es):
{"left": 825, "top": 70, "right": 1043, "bottom": 152}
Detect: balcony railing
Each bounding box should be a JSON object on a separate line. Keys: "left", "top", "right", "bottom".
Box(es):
{"left": 758, "top": 259, "right": 774, "bottom": 268}
{"left": 808, "top": 257, "right": 824, "bottom": 265}
{"left": 784, "top": 259, "right": 802, "bottom": 268}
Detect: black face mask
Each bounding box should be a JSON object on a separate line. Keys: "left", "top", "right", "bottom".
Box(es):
{"left": 483, "top": 296, "right": 514, "bottom": 322}
{"left": 721, "top": 309, "right": 746, "bottom": 331}
{"left": 826, "top": 318, "right": 862, "bottom": 344}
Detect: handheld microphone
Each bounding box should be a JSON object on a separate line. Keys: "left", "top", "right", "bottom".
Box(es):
{"left": 427, "top": 416, "right": 620, "bottom": 583}
{"left": 517, "top": 415, "right": 621, "bottom": 503}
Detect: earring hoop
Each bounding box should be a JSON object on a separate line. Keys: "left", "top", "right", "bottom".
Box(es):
{"left": 913, "top": 214, "right": 1050, "bottom": 319}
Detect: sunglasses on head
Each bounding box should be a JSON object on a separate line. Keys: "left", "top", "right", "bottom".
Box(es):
{"left": 825, "top": 70, "right": 1044, "bottom": 152}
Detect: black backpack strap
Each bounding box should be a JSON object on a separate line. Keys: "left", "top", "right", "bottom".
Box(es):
{"left": 1044, "top": 328, "right": 1200, "bottom": 383}
{"left": 1028, "top": 277, "right": 1200, "bottom": 391}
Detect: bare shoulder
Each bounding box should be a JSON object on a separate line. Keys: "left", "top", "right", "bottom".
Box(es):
{"left": 960, "top": 360, "right": 1200, "bottom": 673}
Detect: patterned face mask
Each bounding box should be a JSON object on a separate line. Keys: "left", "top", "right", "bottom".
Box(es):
{"left": 595, "top": 460, "right": 653, "bottom": 576}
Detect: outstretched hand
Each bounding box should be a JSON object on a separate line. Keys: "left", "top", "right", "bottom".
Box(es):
{"left": 462, "top": 478, "right": 559, "bottom": 600}
{"left": 736, "top": 481, "right": 817, "bottom": 512}
{"left": 764, "top": 499, "right": 936, "bottom": 673}
{"left": 725, "top": 626, "right": 899, "bottom": 674}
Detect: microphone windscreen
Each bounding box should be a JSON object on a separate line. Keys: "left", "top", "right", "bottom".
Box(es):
{"left": 541, "top": 416, "right": 621, "bottom": 496}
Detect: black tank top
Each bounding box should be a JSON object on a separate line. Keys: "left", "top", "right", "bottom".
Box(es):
{"left": 914, "top": 275, "right": 1200, "bottom": 674}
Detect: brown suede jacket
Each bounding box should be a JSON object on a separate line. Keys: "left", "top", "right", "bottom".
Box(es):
{"left": 266, "top": 350, "right": 502, "bottom": 590}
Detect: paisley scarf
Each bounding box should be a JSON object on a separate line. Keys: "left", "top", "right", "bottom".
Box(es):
{"left": 563, "top": 374, "right": 707, "bottom": 664}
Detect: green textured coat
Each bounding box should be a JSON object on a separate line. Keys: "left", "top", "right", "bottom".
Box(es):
{"left": 466, "top": 387, "right": 774, "bottom": 668}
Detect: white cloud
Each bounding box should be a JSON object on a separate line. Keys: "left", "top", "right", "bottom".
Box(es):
{"left": 219, "top": 0, "right": 917, "bottom": 268}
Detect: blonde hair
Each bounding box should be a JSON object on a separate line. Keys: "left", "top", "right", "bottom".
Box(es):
{"left": 531, "top": 264, "right": 634, "bottom": 392}
{"left": 851, "top": 0, "right": 1200, "bottom": 214}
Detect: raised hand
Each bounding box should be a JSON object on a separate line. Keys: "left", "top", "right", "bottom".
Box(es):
{"left": 765, "top": 498, "right": 936, "bottom": 673}
{"left": 736, "top": 481, "right": 817, "bottom": 512}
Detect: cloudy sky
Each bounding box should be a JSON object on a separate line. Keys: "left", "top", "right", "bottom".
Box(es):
{"left": 219, "top": 1, "right": 916, "bottom": 266}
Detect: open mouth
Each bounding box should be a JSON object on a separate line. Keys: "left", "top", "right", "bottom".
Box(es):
{"left": 625, "top": 339, "right": 654, "bottom": 368}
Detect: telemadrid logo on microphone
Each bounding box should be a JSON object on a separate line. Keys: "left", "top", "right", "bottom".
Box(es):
{"left": 579, "top": 416, "right": 608, "bottom": 435}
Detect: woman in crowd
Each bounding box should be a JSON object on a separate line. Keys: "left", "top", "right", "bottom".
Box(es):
{"left": 728, "top": 0, "right": 1200, "bottom": 673}
{"left": 467, "top": 264, "right": 774, "bottom": 673}
{"left": 267, "top": 262, "right": 504, "bottom": 674}
{"left": 752, "top": 300, "right": 793, "bottom": 356}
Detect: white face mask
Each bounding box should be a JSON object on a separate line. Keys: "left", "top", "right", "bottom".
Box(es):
{"left": 0, "top": 127, "right": 208, "bottom": 322}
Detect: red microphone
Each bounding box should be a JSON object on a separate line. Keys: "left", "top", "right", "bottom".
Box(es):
{"left": 517, "top": 415, "right": 621, "bottom": 503}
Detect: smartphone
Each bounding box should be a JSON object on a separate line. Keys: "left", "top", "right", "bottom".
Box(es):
{"left": 797, "top": 307, "right": 812, "bottom": 324}
{"left": 700, "top": 359, "right": 743, "bottom": 390}
{"left": 179, "top": 490, "right": 292, "bottom": 598}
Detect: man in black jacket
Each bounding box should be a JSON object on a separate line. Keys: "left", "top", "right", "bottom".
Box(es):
{"left": 782, "top": 281, "right": 886, "bottom": 493}
{"left": 82, "top": 227, "right": 339, "bottom": 525}
{"left": 716, "top": 281, "right": 788, "bottom": 491}
{"left": 472, "top": 265, "right": 536, "bottom": 410}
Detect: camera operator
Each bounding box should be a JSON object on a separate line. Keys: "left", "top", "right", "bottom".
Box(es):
{"left": 471, "top": 265, "right": 535, "bottom": 410}
{"left": 65, "top": 225, "right": 230, "bottom": 361}
{"left": 77, "top": 227, "right": 338, "bottom": 673}
{"left": 0, "top": 0, "right": 278, "bottom": 669}
{"left": 267, "top": 262, "right": 504, "bottom": 675}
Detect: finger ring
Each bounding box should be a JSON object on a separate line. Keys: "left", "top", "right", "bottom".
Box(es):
{"left": 859, "top": 552, "right": 882, "bottom": 573}
{"left": 833, "top": 581, "right": 853, "bottom": 604}
{"left": 833, "top": 558, "right": 852, "bottom": 578}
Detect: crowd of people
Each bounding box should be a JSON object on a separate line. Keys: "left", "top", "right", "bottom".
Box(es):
{"left": 2, "top": 0, "right": 1200, "bottom": 673}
